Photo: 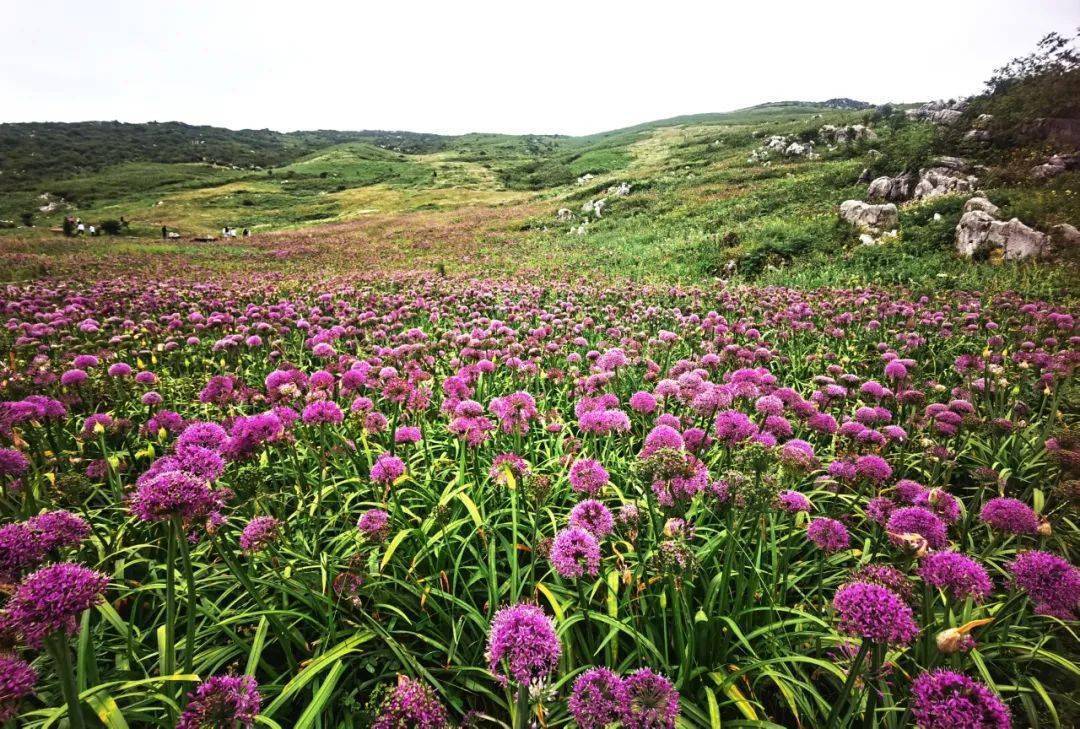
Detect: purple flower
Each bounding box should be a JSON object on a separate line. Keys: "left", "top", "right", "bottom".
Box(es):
{"left": 640, "top": 425, "right": 684, "bottom": 457}
{"left": 910, "top": 670, "right": 1011, "bottom": 729}
{"left": 177, "top": 422, "right": 229, "bottom": 453}
{"left": 887, "top": 507, "right": 949, "bottom": 550}
{"left": 569, "top": 458, "right": 608, "bottom": 496}
{"left": 177, "top": 674, "right": 261, "bottom": 729}
{"left": 0, "top": 654, "right": 36, "bottom": 721}
{"left": 1009, "top": 550, "right": 1080, "bottom": 620}
{"left": 0, "top": 449, "right": 30, "bottom": 478}
{"left": 919, "top": 551, "right": 993, "bottom": 602}
{"left": 778, "top": 439, "right": 816, "bottom": 470}
{"left": 371, "top": 453, "right": 406, "bottom": 485}
{"left": 358, "top": 509, "right": 391, "bottom": 542}
{"left": 623, "top": 668, "right": 680, "bottom": 729}
{"left": 550, "top": 527, "right": 601, "bottom": 579}
{"left": 980, "top": 498, "right": 1039, "bottom": 535}
{"left": 26, "top": 510, "right": 91, "bottom": 551}
{"left": 778, "top": 490, "right": 812, "bottom": 514}
{"left": 569, "top": 499, "right": 614, "bottom": 537}
{"left": 107, "top": 362, "right": 132, "bottom": 377}
{"left": 851, "top": 564, "right": 914, "bottom": 604}
{"left": 854, "top": 454, "right": 893, "bottom": 483}
{"left": 833, "top": 582, "right": 919, "bottom": 645}
{"left": 239, "top": 517, "right": 280, "bottom": 553}
{"left": 629, "top": 391, "right": 658, "bottom": 414}
{"left": 866, "top": 496, "right": 895, "bottom": 524}
{"left": 489, "top": 391, "right": 538, "bottom": 434}
{"left": 174, "top": 444, "right": 226, "bottom": 482}
{"left": 395, "top": 425, "right": 422, "bottom": 444}
{"left": 60, "top": 368, "right": 88, "bottom": 386}
{"left": 129, "top": 470, "right": 226, "bottom": 525}
{"left": 372, "top": 675, "right": 449, "bottom": 729}
{"left": 914, "top": 488, "right": 961, "bottom": 524}
{"left": 807, "top": 518, "right": 850, "bottom": 553}
{"left": 569, "top": 667, "right": 629, "bottom": 729}
{"left": 486, "top": 603, "right": 561, "bottom": 685}
{"left": 713, "top": 409, "right": 758, "bottom": 445}
{"left": 301, "top": 400, "right": 344, "bottom": 426}
{"left": 0, "top": 523, "right": 46, "bottom": 582}
{"left": 5, "top": 562, "right": 109, "bottom": 646}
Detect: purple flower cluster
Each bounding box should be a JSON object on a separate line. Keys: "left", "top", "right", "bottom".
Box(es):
{"left": 919, "top": 551, "right": 993, "bottom": 602}
{"left": 833, "top": 582, "right": 919, "bottom": 645}
{"left": 980, "top": 498, "right": 1039, "bottom": 535}
{"left": 1009, "top": 550, "right": 1080, "bottom": 620}
{"left": 0, "top": 654, "right": 36, "bottom": 721}
{"left": 886, "top": 506, "right": 949, "bottom": 550}
{"left": 358, "top": 509, "right": 391, "bottom": 543}
{"left": 569, "top": 499, "right": 614, "bottom": 537}
{"left": 239, "top": 516, "right": 281, "bottom": 553}
{"left": 5, "top": 562, "right": 109, "bottom": 646}
{"left": 623, "top": 668, "right": 680, "bottom": 729}
{"left": 550, "top": 526, "right": 601, "bottom": 579}
{"left": 807, "top": 517, "right": 850, "bottom": 553}
{"left": 372, "top": 675, "right": 448, "bottom": 729}
{"left": 910, "top": 670, "right": 1011, "bottom": 729}
{"left": 486, "top": 603, "right": 561, "bottom": 685}
{"left": 569, "top": 458, "right": 608, "bottom": 496}
{"left": 569, "top": 667, "right": 630, "bottom": 729}
{"left": 371, "top": 453, "right": 406, "bottom": 485}
{"left": 177, "top": 674, "right": 261, "bottom": 729}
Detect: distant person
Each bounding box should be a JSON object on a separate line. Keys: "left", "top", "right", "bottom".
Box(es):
{"left": 161, "top": 225, "right": 167, "bottom": 239}
{"left": 88, "top": 225, "right": 96, "bottom": 236}
{"left": 242, "top": 228, "right": 250, "bottom": 237}
{"left": 76, "top": 222, "right": 85, "bottom": 235}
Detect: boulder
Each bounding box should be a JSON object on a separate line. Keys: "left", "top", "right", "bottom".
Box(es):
{"left": 929, "top": 109, "right": 964, "bottom": 125}
{"left": 962, "top": 197, "right": 1000, "bottom": 217}
{"left": 955, "top": 210, "right": 1049, "bottom": 260}
{"left": 839, "top": 200, "right": 899, "bottom": 233}
{"left": 964, "top": 129, "right": 992, "bottom": 143}
{"left": 1050, "top": 223, "right": 1080, "bottom": 251}
{"left": 556, "top": 208, "right": 573, "bottom": 222}
{"left": 913, "top": 167, "right": 978, "bottom": 200}
{"left": 1030, "top": 153, "right": 1077, "bottom": 181}
{"left": 867, "top": 174, "right": 913, "bottom": 203}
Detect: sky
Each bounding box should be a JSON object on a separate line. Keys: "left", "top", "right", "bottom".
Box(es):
{"left": 3, "top": 0, "right": 1077, "bottom": 136}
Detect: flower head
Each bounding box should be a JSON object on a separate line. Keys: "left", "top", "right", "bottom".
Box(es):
{"left": 239, "top": 517, "right": 281, "bottom": 553}
{"left": 910, "top": 670, "right": 1010, "bottom": 729}
{"left": 358, "top": 509, "right": 391, "bottom": 543}
{"left": 177, "top": 674, "right": 261, "bottom": 729}
{"left": 486, "top": 603, "right": 561, "bottom": 685}
{"left": 623, "top": 668, "right": 680, "bottom": 729}
{"left": 807, "top": 517, "right": 850, "bottom": 553}
{"left": 0, "top": 654, "right": 36, "bottom": 721}
{"left": 550, "top": 527, "right": 601, "bottom": 579}
{"left": 919, "top": 551, "right": 993, "bottom": 602}
{"left": 887, "top": 506, "right": 949, "bottom": 550}
{"left": 980, "top": 498, "right": 1039, "bottom": 535}
{"left": 371, "top": 453, "right": 406, "bottom": 485}
{"left": 569, "top": 458, "right": 608, "bottom": 496}
{"left": 372, "top": 675, "right": 449, "bottom": 729}
{"left": 569, "top": 667, "right": 629, "bottom": 729}
{"left": 569, "top": 499, "right": 614, "bottom": 538}
{"left": 833, "top": 582, "right": 919, "bottom": 645}
{"left": 5, "top": 562, "right": 109, "bottom": 646}
{"left": 1009, "top": 550, "right": 1080, "bottom": 620}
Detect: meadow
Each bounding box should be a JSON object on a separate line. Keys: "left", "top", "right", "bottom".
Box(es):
{"left": 0, "top": 268, "right": 1077, "bottom": 728}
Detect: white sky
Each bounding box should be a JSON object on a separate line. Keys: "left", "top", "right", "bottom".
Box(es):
{"left": 3, "top": 0, "right": 1077, "bottom": 136}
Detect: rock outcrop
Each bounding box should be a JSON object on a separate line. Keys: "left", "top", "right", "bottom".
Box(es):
{"left": 866, "top": 161, "right": 977, "bottom": 203}
{"left": 839, "top": 200, "right": 898, "bottom": 233}
{"left": 819, "top": 124, "right": 878, "bottom": 144}
{"left": 962, "top": 197, "right": 1001, "bottom": 217}
{"left": 1030, "top": 153, "right": 1078, "bottom": 181}
{"left": 955, "top": 209, "right": 1049, "bottom": 260}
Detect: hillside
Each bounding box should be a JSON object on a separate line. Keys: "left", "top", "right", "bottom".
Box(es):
{"left": 1, "top": 61, "right": 1077, "bottom": 296}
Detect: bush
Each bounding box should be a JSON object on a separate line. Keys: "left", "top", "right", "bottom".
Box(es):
{"left": 100, "top": 219, "right": 123, "bottom": 235}
{"left": 19, "top": 212, "right": 33, "bottom": 226}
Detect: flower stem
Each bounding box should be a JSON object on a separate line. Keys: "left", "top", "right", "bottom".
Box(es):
{"left": 46, "top": 632, "right": 86, "bottom": 729}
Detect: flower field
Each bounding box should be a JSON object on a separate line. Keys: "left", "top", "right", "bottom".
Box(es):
{"left": 0, "top": 272, "right": 1078, "bottom": 728}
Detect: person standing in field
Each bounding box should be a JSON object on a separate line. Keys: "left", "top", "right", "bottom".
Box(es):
{"left": 161, "top": 225, "right": 167, "bottom": 239}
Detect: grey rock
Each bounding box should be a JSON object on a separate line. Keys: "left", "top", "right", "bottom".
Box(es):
{"left": 839, "top": 200, "right": 898, "bottom": 233}
{"left": 963, "top": 197, "right": 1001, "bottom": 217}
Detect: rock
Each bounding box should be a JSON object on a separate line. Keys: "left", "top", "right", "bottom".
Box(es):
{"left": 820, "top": 124, "right": 878, "bottom": 144}
{"left": 963, "top": 197, "right": 1001, "bottom": 216}
{"left": 1050, "top": 223, "right": 1080, "bottom": 250}
{"left": 1030, "top": 153, "right": 1077, "bottom": 181}
{"left": 608, "top": 182, "right": 632, "bottom": 196}
{"left": 955, "top": 210, "right": 1049, "bottom": 260}
{"left": 859, "top": 233, "right": 876, "bottom": 246}
{"left": 839, "top": 200, "right": 899, "bottom": 233}
{"left": 784, "top": 141, "right": 813, "bottom": 157}
{"left": 556, "top": 208, "right": 573, "bottom": 222}
{"left": 973, "top": 114, "right": 994, "bottom": 129}
{"left": 929, "top": 109, "right": 964, "bottom": 125}
{"left": 913, "top": 167, "right": 978, "bottom": 200}
{"left": 932, "top": 156, "right": 972, "bottom": 172}
{"left": 955, "top": 210, "right": 997, "bottom": 258}
{"left": 576, "top": 173, "right": 594, "bottom": 186}
{"left": 857, "top": 168, "right": 873, "bottom": 184}
{"left": 1023, "top": 117, "right": 1080, "bottom": 147}
{"left": 867, "top": 174, "right": 913, "bottom": 203}
{"left": 964, "top": 129, "right": 992, "bottom": 143}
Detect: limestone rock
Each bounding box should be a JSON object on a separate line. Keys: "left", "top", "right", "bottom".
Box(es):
{"left": 963, "top": 197, "right": 1001, "bottom": 217}
{"left": 955, "top": 210, "right": 1049, "bottom": 260}
{"left": 839, "top": 200, "right": 898, "bottom": 233}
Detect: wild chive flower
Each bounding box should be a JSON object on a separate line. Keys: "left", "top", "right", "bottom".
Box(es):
{"left": 778, "top": 439, "right": 816, "bottom": 470}
{"left": 914, "top": 488, "right": 961, "bottom": 524}
{"left": 174, "top": 444, "right": 226, "bottom": 482}
{"left": 1008, "top": 550, "right": 1080, "bottom": 620}
{"left": 569, "top": 458, "right": 608, "bottom": 496}
{"left": 851, "top": 564, "right": 914, "bottom": 604}
{"left": 26, "top": 510, "right": 90, "bottom": 552}
{"left": 489, "top": 453, "right": 529, "bottom": 486}
{"left": 640, "top": 425, "right": 684, "bottom": 457}
{"left": 301, "top": 400, "right": 344, "bottom": 426}
{"left": 807, "top": 518, "right": 850, "bottom": 553}
{"left": 866, "top": 496, "right": 895, "bottom": 524}
{"left": 980, "top": 498, "right": 1039, "bottom": 535}
{"left": 239, "top": 517, "right": 280, "bottom": 553}
{"left": 394, "top": 425, "right": 422, "bottom": 444}
{"left": 486, "top": 603, "right": 561, "bottom": 685}
{"left": 6, "top": 562, "right": 109, "bottom": 646}
{"left": 910, "top": 670, "right": 1011, "bottom": 729}
{"left": 569, "top": 667, "right": 629, "bottom": 729}
{"left": 569, "top": 499, "right": 614, "bottom": 537}
{"left": 370, "top": 453, "right": 406, "bottom": 485}
{"left": 488, "top": 391, "right": 538, "bottom": 434}
{"left": 623, "top": 668, "right": 680, "bottom": 729}
{"left": 550, "top": 527, "right": 601, "bottom": 579}
{"left": 0, "top": 449, "right": 30, "bottom": 478}
{"left": 629, "top": 391, "right": 657, "bottom": 414}
{"left": 371, "top": 675, "right": 449, "bottom": 729}
{"left": 177, "top": 674, "right": 261, "bottom": 729}
{"left": 0, "top": 654, "right": 36, "bottom": 721}
{"left": 0, "top": 523, "right": 46, "bottom": 582}
{"left": 177, "top": 422, "right": 229, "bottom": 452}
{"left": 887, "top": 506, "right": 949, "bottom": 549}
{"left": 130, "top": 470, "right": 226, "bottom": 525}
{"left": 713, "top": 409, "right": 758, "bottom": 445}
{"left": 358, "top": 509, "right": 391, "bottom": 543}
{"left": 777, "top": 490, "right": 812, "bottom": 513}
{"left": 854, "top": 454, "right": 893, "bottom": 483}
{"left": 832, "top": 582, "right": 919, "bottom": 645}
{"left": 919, "top": 551, "right": 993, "bottom": 602}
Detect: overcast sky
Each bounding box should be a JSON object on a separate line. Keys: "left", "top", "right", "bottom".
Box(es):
{"left": 3, "top": 1, "right": 1077, "bottom": 136}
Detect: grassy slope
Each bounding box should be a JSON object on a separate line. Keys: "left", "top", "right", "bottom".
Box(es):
{"left": 1, "top": 104, "right": 1076, "bottom": 296}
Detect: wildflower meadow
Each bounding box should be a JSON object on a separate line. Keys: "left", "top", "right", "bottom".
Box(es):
{"left": 0, "top": 272, "right": 1077, "bottom": 728}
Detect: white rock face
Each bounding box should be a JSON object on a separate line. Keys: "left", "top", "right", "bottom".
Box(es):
{"left": 1030, "top": 154, "right": 1076, "bottom": 181}
{"left": 608, "top": 182, "right": 632, "bottom": 196}
{"left": 839, "top": 200, "right": 899, "bottom": 233}
{"left": 955, "top": 210, "right": 1049, "bottom": 260}
{"left": 556, "top": 208, "right": 573, "bottom": 222}
{"left": 962, "top": 197, "right": 1001, "bottom": 217}
{"left": 913, "top": 167, "right": 979, "bottom": 200}
{"left": 867, "top": 174, "right": 914, "bottom": 203}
